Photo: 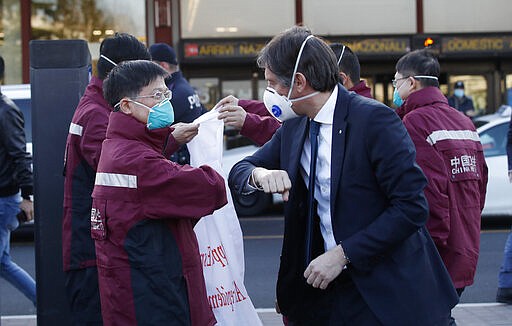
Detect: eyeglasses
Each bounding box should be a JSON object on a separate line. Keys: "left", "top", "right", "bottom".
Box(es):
{"left": 392, "top": 76, "right": 410, "bottom": 88}
{"left": 133, "top": 89, "right": 172, "bottom": 101}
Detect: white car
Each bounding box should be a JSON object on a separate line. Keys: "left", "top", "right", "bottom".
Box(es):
{"left": 222, "top": 144, "right": 278, "bottom": 216}
{"left": 475, "top": 109, "right": 512, "bottom": 216}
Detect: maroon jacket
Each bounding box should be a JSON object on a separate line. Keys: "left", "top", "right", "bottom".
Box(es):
{"left": 62, "top": 76, "right": 182, "bottom": 272}
{"left": 92, "top": 112, "right": 227, "bottom": 326}
{"left": 62, "top": 76, "right": 110, "bottom": 271}
{"left": 397, "top": 87, "right": 488, "bottom": 289}
{"left": 238, "top": 99, "right": 281, "bottom": 146}
{"left": 349, "top": 80, "right": 372, "bottom": 99}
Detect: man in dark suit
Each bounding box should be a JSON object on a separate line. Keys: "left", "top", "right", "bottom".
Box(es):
{"left": 229, "top": 26, "right": 459, "bottom": 325}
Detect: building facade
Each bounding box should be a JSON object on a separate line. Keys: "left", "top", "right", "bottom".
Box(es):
{"left": 1, "top": 0, "right": 512, "bottom": 112}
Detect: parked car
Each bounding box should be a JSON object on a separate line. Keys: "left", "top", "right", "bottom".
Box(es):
{"left": 221, "top": 144, "right": 280, "bottom": 216}
{"left": 1, "top": 84, "right": 34, "bottom": 237}
{"left": 476, "top": 109, "right": 512, "bottom": 217}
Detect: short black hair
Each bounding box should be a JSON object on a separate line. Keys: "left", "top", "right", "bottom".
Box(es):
{"left": 97, "top": 33, "right": 151, "bottom": 80}
{"left": 396, "top": 49, "right": 440, "bottom": 88}
{"left": 103, "top": 60, "right": 168, "bottom": 108}
{"left": 330, "top": 43, "right": 360, "bottom": 85}
{"left": 257, "top": 26, "right": 339, "bottom": 92}
{"left": 0, "top": 55, "right": 4, "bottom": 81}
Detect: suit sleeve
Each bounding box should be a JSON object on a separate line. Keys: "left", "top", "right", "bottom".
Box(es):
{"left": 229, "top": 125, "right": 283, "bottom": 194}
{"left": 403, "top": 115, "right": 450, "bottom": 250}
{"left": 341, "top": 107, "right": 429, "bottom": 269}
{"left": 238, "top": 100, "right": 281, "bottom": 146}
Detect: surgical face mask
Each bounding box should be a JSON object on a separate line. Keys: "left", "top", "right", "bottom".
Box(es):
{"left": 130, "top": 98, "right": 175, "bottom": 130}
{"left": 392, "top": 74, "right": 439, "bottom": 107}
{"left": 393, "top": 78, "right": 408, "bottom": 107}
{"left": 454, "top": 89, "right": 464, "bottom": 98}
{"left": 263, "top": 35, "right": 319, "bottom": 121}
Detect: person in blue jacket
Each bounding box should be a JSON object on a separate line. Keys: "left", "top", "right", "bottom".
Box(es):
{"left": 497, "top": 113, "right": 512, "bottom": 304}
{"left": 448, "top": 81, "right": 475, "bottom": 117}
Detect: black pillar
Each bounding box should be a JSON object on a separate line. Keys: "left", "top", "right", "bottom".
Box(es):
{"left": 30, "top": 40, "right": 91, "bottom": 326}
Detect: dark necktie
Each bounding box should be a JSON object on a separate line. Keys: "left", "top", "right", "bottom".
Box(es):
{"left": 305, "top": 120, "right": 320, "bottom": 267}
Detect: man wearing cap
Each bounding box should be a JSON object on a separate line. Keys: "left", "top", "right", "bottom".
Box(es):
{"left": 149, "top": 43, "right": 206, "bottom": 165}
{"left": 448, "top": 80, "right": 476, "bottom": 117}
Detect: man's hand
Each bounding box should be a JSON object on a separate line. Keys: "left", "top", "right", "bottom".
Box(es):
{"left": 213, "top": 95, "right": 239, "bottom": 110}
{"left": 251, "top": 167, "right": 291, "bottom": 201}
{"left": 171, "top": 123, "right": 199, "bottom": 144}
{"left": 304, "top": 244, "right": 348, "bottom": 290}
{"left": 19, "top": 198, "right": 34, "bottom": 222}
{"left": 217, "top": 105, "right": 247, "bottom": 130}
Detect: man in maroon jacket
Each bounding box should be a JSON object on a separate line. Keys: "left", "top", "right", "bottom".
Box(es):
{"left": 330, "top": 43, "right": 372, "bottom": 99}
{"left": 62, "top": 33, "right": 199, "bottom": 325}
{"left": 393, "top": 49, "right": 488, "bottom": 325}
{"left": 62, "top": 33, "right": 151, "bottom": 325}
{"left": 93, "top": 59, "right": 227, "bottom": 326}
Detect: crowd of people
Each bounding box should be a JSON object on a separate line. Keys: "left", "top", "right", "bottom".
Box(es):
{"left": 1, "top": 25, "right": 511, "bottom": 325}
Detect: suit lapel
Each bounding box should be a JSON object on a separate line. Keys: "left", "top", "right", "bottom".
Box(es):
{"left": 331, "top": 86, "right": 350, "bottom": 215}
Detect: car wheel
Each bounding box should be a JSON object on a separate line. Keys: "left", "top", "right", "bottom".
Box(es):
{"left": 231, "top": 191, "right": 272, "bottom": 217}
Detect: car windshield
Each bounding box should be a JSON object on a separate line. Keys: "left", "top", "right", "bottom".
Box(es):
{"left": 13, "top": 98, "right": 32, "bottom": 142}
{"left": 479, "top": 122, "right": 508, "bottom": 157}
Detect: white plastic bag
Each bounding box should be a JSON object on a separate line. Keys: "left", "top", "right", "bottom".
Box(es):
{"left": 188, "top": 110, "right": 262, "bottom": 326}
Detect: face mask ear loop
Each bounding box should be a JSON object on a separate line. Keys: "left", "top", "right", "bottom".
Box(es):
{"left": 100, "top": 54, "right": 118, "bottom": 67}
{"left": 337, "top": 45, "right": 346, "bottom": 66}
{"left": 287, "top": 34, "right": 315, "bottom": 99}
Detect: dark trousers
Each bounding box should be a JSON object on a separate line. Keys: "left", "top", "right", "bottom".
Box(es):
{"left": 288, "top": 273, "right": 383, "bottom": 326}
{"left": 65, "top": 267, "right": 103, "bottom": 326}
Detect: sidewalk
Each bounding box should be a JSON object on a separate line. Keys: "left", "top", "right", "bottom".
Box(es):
{"left": 1, "top": 303, "right": 511, "bottom": 325}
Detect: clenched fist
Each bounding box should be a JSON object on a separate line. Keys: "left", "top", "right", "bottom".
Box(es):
{"left": 251, "top": 167, "right": 292, "bottom": 201}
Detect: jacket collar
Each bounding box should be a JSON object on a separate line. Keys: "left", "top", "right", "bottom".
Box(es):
{"left": 106, "top": 111, "right": 171, "bottom": 153}
{"left": 88, "top": 76, "right": 113, "bottom": 112}
{"left": 398, "top": 86, "right": 448, "bottom": 118}
{"left": 349, "top": 81, "right": 372, "bottom": 99}
{"left": 165, "top": 71, "right": 183, "bottom": 88}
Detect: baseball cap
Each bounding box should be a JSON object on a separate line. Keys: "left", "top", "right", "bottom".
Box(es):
{"left": 454, "top": 81, "right": 464, "bottom": 89}
{"left": 149, "top": 43, "right": 178, "bottom": 65}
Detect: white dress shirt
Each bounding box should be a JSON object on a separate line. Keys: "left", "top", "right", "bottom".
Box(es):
{"left": 300, "top": 85, "right": 338, "bottom": 251}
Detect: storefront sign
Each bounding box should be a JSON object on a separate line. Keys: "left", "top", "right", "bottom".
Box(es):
{"left": 328, "top": 37, "right": 410, "bottom": 56}
{"left": 442, "top": 36, "right": 512, "bottom": 55}
{"left": 183, "top": 41, "right": 267, "bottom": 60}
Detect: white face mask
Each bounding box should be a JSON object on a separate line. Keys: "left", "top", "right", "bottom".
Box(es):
{"left": 263, "top": 35, "right": 319, "bottom": 122}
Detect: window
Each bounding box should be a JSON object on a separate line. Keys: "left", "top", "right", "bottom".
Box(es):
{"left": 180, "top": 0, "right": 294, "bottom": 38}
{"left": 0, "top": 0, "right": 23, "bottom": 84}
{"left": 479, "top": 122, "right": 508, "bottom": 157}
{"left": 31, "top": 0, "right": 146, "bottom": 66}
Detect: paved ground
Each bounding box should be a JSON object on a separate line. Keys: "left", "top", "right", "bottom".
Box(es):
{"left": 1, "top": 303, "right": 511, "bottom": 325}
